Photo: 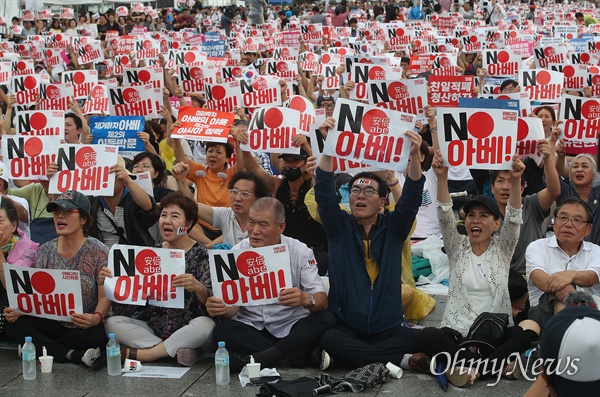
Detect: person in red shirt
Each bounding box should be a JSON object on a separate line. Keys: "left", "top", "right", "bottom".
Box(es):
{"left": 174, "top": 8, "right": 195, "bottom": 31}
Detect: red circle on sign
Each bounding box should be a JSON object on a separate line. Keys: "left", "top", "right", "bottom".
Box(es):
{"left": 364, "top": 30, "right": 371, "bottom": 37}
{"left": 536, "top": 70, "right": 551, "bottom": 85}
{"left": 338, "top": 48, "right": 347, "bottom": 55}
{"left": 172, "top": 41, "right": 180, "bottom": 49}
{"left": 289, "top": 96, "right": 307, "bottom": 112}
{"left": 468, "top": 35, "right": 477, "bottom": 43}
{"left": 264, "top": 108, "right": 284, "bottom": 129}
{"left": 252, "top": 77, "right": 268, "bottom": 91}
{"left": 396, "top": 28, "right": 405, "bottom": 36}
{"left": 368, "top": 66, "right": 385, "bottom": 80}
{"left": 46, "top": 85, "right": 60, "bottom": 100}
{"left": 231, "top": 67, "right": 242, "bottom": 77}
{"left": 84, "top": 45, "right": 92, "bottom": 53}
{"left": 581, "top": 99, "right": 600, "bottom": 119}
{"left": 91, "top": 85, "right": 104, "bottom": 99}
{"left": 276, "top": 61, "right": 288, "bottom": 72}
{"left": 212, "top": 85, "right": 226, "bottom": 100}
{"left": 31, "top": 271, "right": 55, "bottom": 294}
{"left": 517, "top": 118, "right": 529, "bottom": 141}
{"left": 55, "top": 34, "right": 62, "bottom": 41}
{"left": 29, "top": 112, "right": 48, "bottom": 130}
{"left": 123, "top": 87, "right": 139, "bottom": 103}
{"left": 75, "top": 146, "right": 96, "bottom": 169}
{"left": 581, "top": 53, "right": 591, "bottom": 63}
{"left": 566, "top": 33, "right": 574, "bottom": 40}
{"left": 73, "top": 71, "right": 85, "bottom": 85}
{"left": 138, "top": 70, "right": 151, "bottom": 82}
{"left": 321, "top": 54, "right": 331, "bottom": 63}
{"left": 45, "top": 49, "right": 52, "bottom": 57}
{"left": 590, "top": 66, "right": 600, "bottom": 74}
{"left": 544, "top": 47, "right": 555, "bottom": 57}
{"left": 415, "top": 40, "right": 422, "bottom": 47}
{"left": 467, "top": 112, "right": 494, "bottom": 139}
{"left": 498, "top": 51, "right": 510, "bottom": 63}
{"left": 236, "top": 251, "right": 265, "bottom": 277}
{"left": 361, "top": 109, "right": 389, "bottom": 135}
{"left": 143, "top": 40, "right": 153, "bottom": 49}
{"left": 120, "top": 55, "right": 129, "bottom": 65}
{"left": 135, "top": 249, "right": 161, "bottom": 275}
{"left": 17, "top": 61, "right": 26, "bottom": 70}
{"left": 451, "top": 38, "right": 459, "bottom": 46}
{"left": 184, "top": 52, "right": 196, "bottom": 63}
{"left": 24, "top": 136, "right": 43, "bottom": 156}
{"left": 489, "top": 43, "right": 498, "bottom": 49}
{"left": 387, "top": 81, "right": 408, "bottom": 100}
{"left": 247, "top": 38, "right": 253, "bottom": 44}
{"left": 563, "top": 65, "right": 575, "bottom": 78}
{"left": 23, "top": 76, "right": 37, "bottom": 90}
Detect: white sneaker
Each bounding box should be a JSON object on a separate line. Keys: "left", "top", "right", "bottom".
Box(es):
{"left": 320, "top": 350, "right": 333, "bottom": 371}
{"left": 82, "top": 347, "right": 101, "bottom": 368}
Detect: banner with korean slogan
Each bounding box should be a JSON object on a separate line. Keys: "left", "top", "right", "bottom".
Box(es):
{"left": 49, "top": 144, "right": 118, "bottom": 195}
{"left": 436, "top": 105, "right": 518, "bottom": 170}
{"left": 287, "top": 95, "right": 316, "bottom": 136}
{"left": 123, "top": 67, "right": 164, "bottom": 90}
{"left": 516, "top": 117, "right": 545, "bottom": 165}
{"left": 83, "top": 84, "right": 109, "bottom": 115}
{"left": 0, "top": 61, "right": 11, "bottom": 86}
{"left": 369, "top": 78, "right": 428, "bottom": 119}
{"left": 107, "top": 84, "right": 162, "bottom": 119}
{"left": 204, "top": 81, "right": 242, "bottom": 113}
{"left": 178, "top": 64, "right": 216, "bottom": 95}
{"left": 350, "top": 64, "right": 403, "bottom": 101}
{"left": 209, "top": 244, "right": 293, "bottom": 306}
{"left": 323, "top": 98, "right": 416, "bottom": 172}
{"left": 39, "top": 82, "right": 74, "bottom": 111}
{"left": 74, "top": 39, "right": 103, "bottom": 65}
{"left": 62, "top": 70, "right": 98, "bottom": 100}
{"left": 134, "top": 37, "right": 160, "bottom": 59}
{"left": 90, "top": 116, "right": 146, "bottom": 157}
{"left": 519, "top": 69, "right": 563, "bottom": 103}
{"left": 3, "top": 264, "right": 84, "bottom": 322}
{"left": 559, "top": 95, "right": 600, "bottom": 154}
{"left": 15, "top": 110, "right": 64, "bottom": 137}
{"left": 172, "top": 106, "right": 234, "bottom": 142}
{"left": 429, "top": 75, "right": 474, "bottom": 108}
{"left": 242, "top": 106, "right": 301, "bottom": 155}
{"left": 12, "top": 74, "right": 42, "bottom": 106}
{"left": 481, "top": 48, "right": 520, "bottom": 78}
{"left": 104, "top": 244, "right": 186, "bottom": 309}
{"left": 1, "top": 135, "right": 61, "bottom": 180}
{"left": 239, "top": 76, "right": 282, "bottom": 108}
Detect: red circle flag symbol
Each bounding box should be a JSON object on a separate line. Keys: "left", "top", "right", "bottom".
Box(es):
{"left": 338, "top": 48, "right": 347, "bottom": 55}
{"left": 17, "top": 61, "right": 27, "bottom": 70}
{"left": 581, "top": 99, "right": 600, "bottom": 119}
{"left": 91, "top": 85, "right": 105, "bottom": 99}
{"left": 30, "top": 112, "right": 48, "bottom": 130}
{"left": 31, "top": 271, "right": 55, "bottom": 295}
{"left": 75, "top": 146, "right": 96, "bottom": 169}
{"left": 321, "top": 54, "right": 331, "bottom": 63}
{"left": 362, "top": 109, "right": 389, "bottom": 135}
{"left": 212, "top": 85, "right": 226, "bottom": 100}
{"left": 563, "top": 65, "right": 575, "bottom": 78}
{"left": 138, "top": 70, "right": 151, "bottom": 82}
{"left": 468, "top": 112, "right": 494, "bottom": 139}
{"left": 23, "top": 76, "right": 37, "bottom": 90}
{"left": 387, "top": 81, "right": 409, "bottom": 101}
{"left": 517, "top": 118, "right": 529, "bottom": 141}
{"left": 368, "top": 66, "right": 385, "bottom": 80}
{"left": 536, "top": 70, "right": 551, "bottom": 85}
{"left": 184, "top": 52, "right": 196, "bottom": 63}
{"left": 581, "top": 53, "right": 591, "bottom": 63}
{"left": 24, "top": 136, "right": 43, "bottom": 156}
{"left": 73, "top": 71, "right": 85, "bottom": 85}
{"left": 135, "top": 249, "right": 161, "bottom": 275}
{"left": 45, "top": 49, "right": 52, "bottom": 58}
{"left": 46, "top": 85, "right": 61, "bottom": 100}
{"left": 396, "top": 28, "right": 405, "bottom": 36}
{"left": 123, "top": 88, "right": 140, "bottom": 103}
{"left": 289, "top": 96, "right": 307, "bottom": 112}
{"left": 236, "top": 251, "right": 266, "bottom": 277}
{"left": 497, "top": 50, "right": 510, "bottom": 63}
{"left": 120, "top": 55, "right": 130, "bottom": 65}
{"left": 264, "top": 108, "right": 284, "bottom": 129}
{"left": 276, "top": 61, "right": 288, "bottom": 72}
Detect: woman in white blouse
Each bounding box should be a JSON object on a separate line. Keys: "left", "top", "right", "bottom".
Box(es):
{"left": 416, "top": 151, "right": 540, "bottom": 387}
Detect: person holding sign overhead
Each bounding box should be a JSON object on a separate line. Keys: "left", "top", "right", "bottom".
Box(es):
{"left": 3, "top": 191, "right": 109, "bottom": 369}
{"left": 103, "top": 192, "right": 215, "bottom": 367}
{"left": 206, "top": 197, "right": 335, "bottom": 373}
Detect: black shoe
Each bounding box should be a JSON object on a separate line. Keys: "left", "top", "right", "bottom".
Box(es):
{"left": 310, "top": 347, "right": 333, "bottom": 371}
{"left": 88, "top": 351, "right": 107, "bottom": 371}
{"left": 229, "top": 352, "right": 250, "bottom": 373}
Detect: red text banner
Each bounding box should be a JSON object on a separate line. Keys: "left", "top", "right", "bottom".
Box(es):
{"left": 1, "top": 135, "right": 62, "bottom": 180}
{"left": 172, "top": 106, "right": 234, "bottom": 142}
{"left": 242, "top": 106, "right": 301, "bottom": 154}
{"left": 559, "top": 94, "right": 600, "bottom": 154}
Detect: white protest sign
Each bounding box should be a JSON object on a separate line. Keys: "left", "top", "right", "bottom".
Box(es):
{"left": 1, "top": 135, "right": 61, "bottom": 180}
{"left": 242, "top": 107, "right": 301, "bottom": 154}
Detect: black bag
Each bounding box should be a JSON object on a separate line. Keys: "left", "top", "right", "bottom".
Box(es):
{"left": 330, "top": 362, "right": 391, "bottom": 392}
{"left": 255, "top": 377, "right": 323, "bottom": 397}
{"left": 460, "top": 312, "right": 509, "bottom": 358}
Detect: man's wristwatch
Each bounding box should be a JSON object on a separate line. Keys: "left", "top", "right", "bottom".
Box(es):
{"left": 305, "top": 294, "right": 316, "bottom": 311}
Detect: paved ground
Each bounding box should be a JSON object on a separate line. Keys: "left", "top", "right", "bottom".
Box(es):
{"left": 0, "top": 295, "right": 533, "bottom": 396}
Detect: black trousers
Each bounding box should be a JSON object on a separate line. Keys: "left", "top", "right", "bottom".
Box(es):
{"left": 5, "top": 316, "right": 107, "bottom": 362}
{"left": 320, "top": 323, "right": 421, "bottom": 368}
{"left": 417, "top": 326, "right": 537, "bottom": 379}
{"left": 213, "top": 311, "right": 335, "bottom": 367}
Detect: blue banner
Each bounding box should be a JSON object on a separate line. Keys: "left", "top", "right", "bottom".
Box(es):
{"left": 202, "top": 40, "right": 226, "bottom": 57}
{"left": 90, "top": 116, "right": 146, "bottom": 155}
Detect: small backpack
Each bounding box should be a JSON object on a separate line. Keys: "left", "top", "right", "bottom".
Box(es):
{"left": 460, "top": 312, "right": 509, "bottom": 358}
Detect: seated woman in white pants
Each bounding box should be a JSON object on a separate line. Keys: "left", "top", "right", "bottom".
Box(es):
{"left": 104, "top": 192, "right": 215, "bottom": 366}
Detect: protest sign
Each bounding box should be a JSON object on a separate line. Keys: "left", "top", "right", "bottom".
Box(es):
{"left": 369, "top": 78, "right": 428, "bottom": 118}
{"left": 1, "top": 135, "right": 62, "bottom": 180}
{"left": 516, "top": 117, "right": 545, "bottom": 164}
{"left": 3, "top": 264, "right": 84, "bottom": 322}
{"left": 519, "top": 69, "right": 563, "bottom": 103}
{"left": 287, "top": 95, "right": 316, "bottom": 135}
{"left": 62, "top": 70, "right": 98, "bottom": 99}
{"left": 74, "top": 39, "right": 103, "bottom": 64}
{"left": 103, "top": 244, "right": 185, "bottom": 309}
{"left": 209, "top": 244, "right": 293, "bottom": 306}
{"left": 90, "top": 116, "right": 145, "bottom": 156}
{"left": 39, "top": 82, "right": 73, "bottom": 111}
{"left": 481, "top": 49, "right": 520, "bottom": 77}
{"left": 49, "top": 144, "right": 118, "bottom": 195}
{"left": 134, "top": 37, "right": 160, "bottom": 59}
{"left": 350, "top": 64, "right": 403, "bottom": 101}
{"left": 478, "top": 91, "right": 531, "bottom": 117}
{"left": 82, "top": 84, "right": 109, "bottom": 115}
{"left": 123, "top": 67, "right": 164, "bottom": 90}
{"left": 204, "top": 81, "right": 242, "bottom": 113}
{"left": 239, "top": 77, "right": 282, "bottom": 108}
{"left": 242, "top": 106, "right": 301, "bottom": 154}
{"left": 107, "top": 84, "right": 162, "bottom": 119}
{"left": 12, "top": 74, "right": 42, "bottom": 106}
{"left": 429, "top": 75, "right": 474, "bottom": 107}
{"left": 15, "top": 110, "right": 64, "bottom": 137}
{"left": 178, "top": 64, "right": 210, "bottom": 95}
{"left": 172, "top": 106, "right": 234, "bottom": 142}
{"left": 559, "top": 94, "right": 600, "bottom": 154}
{"left": 323, "top": 98, "right": 416, "bottom": 172}
{"left": 0, "top": 61, "right": 11, "bottom": 86}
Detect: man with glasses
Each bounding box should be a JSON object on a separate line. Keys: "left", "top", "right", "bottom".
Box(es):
{"left": 317, "top": 95, "right": 336, "bottom": 118}
{"left": 313, "top": 125, "right": 427, "bottom": 369}
{"left": 526, "top": 197, "right": 600, "bottom": 329}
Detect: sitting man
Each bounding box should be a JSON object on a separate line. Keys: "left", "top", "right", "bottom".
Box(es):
{"left": 526, "top": 197, "right": 600, "bottom": 329}
{"left": 206, "top": 197, "right": 335, "bottom": 372}
{"left": 314, "top": 118, "right": 426, "bottom": 370}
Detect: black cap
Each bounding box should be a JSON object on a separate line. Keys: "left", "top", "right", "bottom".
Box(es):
{"left": 316, "top": 95, "right": 335, "bottom": 106}
{"left": 46, "top": 190, "right": 91, "bottom": 216}
{"left": 462, "top": 195, "right": 500, "bottom": 219}
{"left": 278, "top": 149, "right": 309, "bottom": 161}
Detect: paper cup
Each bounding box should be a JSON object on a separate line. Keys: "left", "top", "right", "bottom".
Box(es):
{"left": 386, "top": 362, "right": 403, "bottom": 379}
{"left": 40, "top": 356, "right": 54, "bottom": 373}
{"left": 246, "top": 362, "right": 261, "bottom": 378}
{"left": 122, "top": 359, "right": 142, "bottom": 372}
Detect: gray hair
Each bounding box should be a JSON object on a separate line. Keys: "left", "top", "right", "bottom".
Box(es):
{"left": 569, "top": 154, "right": 600, "bottom": 188}
{"left": 250, "top": 197, "right": 285, "bottom": 224}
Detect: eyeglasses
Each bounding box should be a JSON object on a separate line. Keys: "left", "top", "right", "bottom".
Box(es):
{"left": 52, "top": 209, "right": 80, "bottom": 216}
{"left": 350, "top": 186, "right": 379, "bottom": 197}
{"left": 320, "top": 103, "right": 335, "bottom": 108}
{"left": 229, "top": 189, "right": 253, "bottom": 199}
{"left": 555, "top": 215, "right": 589, "bottom": 227}
{"left": 132, "top": 164, "right": 152, "bottom": 171}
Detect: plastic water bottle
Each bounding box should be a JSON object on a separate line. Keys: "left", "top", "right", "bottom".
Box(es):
{"left": 215, "top": 341, "right": 230, "bottom": 385}
{"left": 22, "top": 336, "right": 36, "bottom": 380}
{"left": 106, "top": 333, "right": 121, "bottom": 376}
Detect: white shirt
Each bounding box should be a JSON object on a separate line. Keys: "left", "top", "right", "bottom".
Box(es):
{"left": 231, "top": 235, "right": 324, "bottom": 338}
{"left": 212, "top": 207, "right": 247, "bottom": 247}
{"left": 526, "top": 236, "right": 600, "bottom": 306}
